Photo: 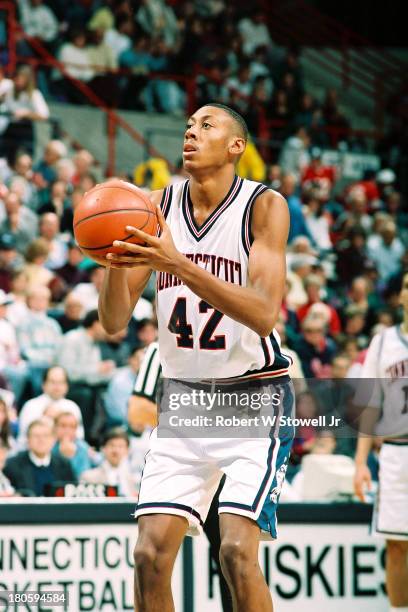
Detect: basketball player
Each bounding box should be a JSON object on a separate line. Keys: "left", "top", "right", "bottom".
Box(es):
{"left": 354, "top": 272, "right": 408, "bottom": 612}
{"left": 129, "top": 341, "right": 233, "bottom": 612}
{"left": 99, "top": 103, "right": 294, "bottom": 612}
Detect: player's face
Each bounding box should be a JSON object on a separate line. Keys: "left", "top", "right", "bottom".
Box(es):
{"left": 183, "top": 106, "right": 244, "bottom": 173}
{"left": 399, "top": 274, "right": 408, "bottom": 312}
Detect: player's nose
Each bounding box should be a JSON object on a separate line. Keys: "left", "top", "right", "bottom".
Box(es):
{"left": 185, "top": 124, "right": 197, "bottom": 139}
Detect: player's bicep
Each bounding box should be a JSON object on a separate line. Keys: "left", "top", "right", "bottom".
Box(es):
{"left": 248, "top": 191, "right": 289, "bottom": 303}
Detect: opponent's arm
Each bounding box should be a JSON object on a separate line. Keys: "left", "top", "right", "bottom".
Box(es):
{"left": 98, "top": 189, "right": 163, "bottom": 334}
{"left": 108, "top": 190, "right": 289, "bottom": 337}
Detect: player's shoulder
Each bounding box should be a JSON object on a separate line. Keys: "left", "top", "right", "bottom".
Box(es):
{"left": 143, "top": 341, "right": 160, "bottom": 358}
{"left": 241, "top": 178, "right": 287, "bottom": 208}
{"left": 369, "top": 325, "right": 398, "bottom": 349}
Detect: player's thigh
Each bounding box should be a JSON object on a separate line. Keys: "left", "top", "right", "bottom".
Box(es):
{"left": 136, "top": 513, "right": 188, "bottom": 560}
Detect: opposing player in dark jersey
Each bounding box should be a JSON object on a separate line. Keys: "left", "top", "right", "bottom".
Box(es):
{"left": 99, "top": 103, "right": 292, "bottom": 612}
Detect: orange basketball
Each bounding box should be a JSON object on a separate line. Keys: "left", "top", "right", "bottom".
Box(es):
{"left": 73, "top": 179, "right": 157, "bottom": 266}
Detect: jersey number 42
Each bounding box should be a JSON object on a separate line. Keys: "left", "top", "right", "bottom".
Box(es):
{"left": 168, "top": 297, "right": 226, "bottom": 350}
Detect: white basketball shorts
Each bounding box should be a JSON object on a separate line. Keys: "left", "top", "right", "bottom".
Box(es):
{"left": 372, "top": 441, "right": 408, "bottom": 540}
{"left": 134, "top": 379, "right": 295, "bottom": 539}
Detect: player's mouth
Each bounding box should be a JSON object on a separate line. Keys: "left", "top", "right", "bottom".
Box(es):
{"left": 183, "top": 144, "right": 198, "bottom": 154}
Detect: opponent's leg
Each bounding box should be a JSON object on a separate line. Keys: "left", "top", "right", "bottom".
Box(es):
{"left": 134, "top": 514, "right": 188, "bottom": 612}
{"left": 386, "top": 539, "right": 408, "bottom": 609}
{"left": 219, "top": 513, "right": 272, "bottom": 612}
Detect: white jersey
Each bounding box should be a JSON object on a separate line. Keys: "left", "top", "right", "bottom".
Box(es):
{"left": 357, "top": 325, "right": 408, "bottom": 438}
{"left": 156, "top": 176, "right": 292, "bottom": 381}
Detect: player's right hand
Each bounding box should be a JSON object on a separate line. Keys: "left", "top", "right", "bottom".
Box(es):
{"left": 354, "top": 464, "right": 372, "bottom": 502}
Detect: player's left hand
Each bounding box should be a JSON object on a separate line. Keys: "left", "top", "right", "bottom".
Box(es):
{"left": 106, "top": 204, "right": 183, "bottom": 273}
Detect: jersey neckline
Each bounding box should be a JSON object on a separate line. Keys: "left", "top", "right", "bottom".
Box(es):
{"left": 182, "top": 175, "right": 243, "bottom": 241}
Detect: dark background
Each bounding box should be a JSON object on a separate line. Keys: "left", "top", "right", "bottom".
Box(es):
{"left": 313, "top": 0, "right": 406, "bottom": 45}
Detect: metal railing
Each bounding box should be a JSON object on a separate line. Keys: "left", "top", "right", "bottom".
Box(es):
{"left": 1, "top": 1, "right": 397, "bottom": 174}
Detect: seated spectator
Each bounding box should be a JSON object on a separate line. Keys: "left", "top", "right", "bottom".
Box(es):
{"left": 0, "top": 233, "right": 24, "bottom": 293}
{"left": 0, "top": 396, "right": 17, "bottom": 451}
{"left": 136, "top": 0, "right": 179, "bottom": 48}
{"left": 302, "top": 193, "right": 332, "bottom": 251}
{"left": 17, "top": 0, "right": 58, "bottom": 46}
{"left": 57, "top": 310, "right": 115, "bottom": 440}
{"left": 267, "top": 90, "right": 292, "bottom": 143}
{"left": 335, "top": 226, "right": 369, "bottom": 285}
{"left": 237, "top": 9, "right": 274, "bottom": 56}
{"left": 0, "top": 289, "right": 28, "bottom": 406}
{"left": 0, "top": 65, "right": 50, "bottom": 165}
{"left": 34, "top": 140, "right": 67, "bottom": 187}
{"left": 81, "top": 427, "right": 138, "bottom": 497}
{"left": 52, "top": 411, "right": 98, "bottom": 478}
{"left": 23, "top": 238, "right": 54, "bottom": 291}
{"left": 16, "top": 286, "right": 62, "bottom": 394}
{"left": 236, "top": 139, "right": 266, "bottom": 182}
{"left": 278, "top": 127, "right": 310, "bottom": 181}
{"left": 367, "top": 220, "right": 405, "bottom": 283}
{"left": 100, "top": 328, "right": 131, "bottom": 368}
{"left": 8, "top": 152, "right": 38, "bottom": 210}
{"left": 50, "top": 291, "right": 84, "bottom": 333}
{"left": 37, "top": 180, "right": 70, "bottom": 218}
{"left": 104, "top": 344, "right": 145, "bottom": 428}
{"left": 54, "top": 239, "right": 87, "bottom": 289}
{"left": 18, "top": 365, "right": 84, "bottom": 448}
{"left": 38, "top": 212, "right": 68, "bottom": 270}
{"left": 70, "top": 264, "right": 105, "bottom": 313}
{"left": 225, "top": 63, "right": 252, "bottom": 115}
{"left": 4, "top": 418, "right": 76, "bottom": 496}
{"left": 71, "top": 149, "right": 97, "bottom": 187}
{"left": 5, "top": 270, "right": 29, "bottom": 328}
{"left": 341, "top": 305, "right": 368, "bottom": 347}
{"left": 301, "top": 147, "right": 337, "bottom": 192}
{"left": 134, "top": 318, "right": 158, "bottom": 347}
{"left": 104, "top": 14, "right": 133, "bottom": 63}
{"left": 0, "top": 191, "right": 38, "bottom": 254}
{"left": 56, "top": 28, "right": 95, "bottom": 104}
{"left": 279, "top": 173, "right": 314, "bottom": 244}
{"left": 0, "top": 439, "right": 15, "bottom": 496}
{"left": 286, "top": 255, "right": 316, "bottom": 310}
{"left": 144, "top": 39, "right": 185, "bottom": 116}
{"left": 297, "top": 274, "right": 341, "bottom": 337}
{"left": 118, "top": 34, "right": 153, "bottom": 110}
{"left": 293, "top": 316, "right": 337, "bottom": 378}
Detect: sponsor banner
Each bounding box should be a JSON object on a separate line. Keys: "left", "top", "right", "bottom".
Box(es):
{"left": 0, "top": 520, "right": 386, "bottom": 611}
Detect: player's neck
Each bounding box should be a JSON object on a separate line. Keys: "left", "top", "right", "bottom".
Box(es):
{"left": 189, "top": 167, "right": 236, "bottom": 210}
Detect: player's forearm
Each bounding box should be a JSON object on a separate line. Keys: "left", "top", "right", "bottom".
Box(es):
{"left": 175, "top": 256, "right": 278, "bottom": 336}
{"left": 354, "top": 406, "right": 379, "bottom": 464}
{"left": 98, "top": 268, "right": 133, "bottom": 333}
{"left": 355, "top": 436, "right": 374, "bottom": 466}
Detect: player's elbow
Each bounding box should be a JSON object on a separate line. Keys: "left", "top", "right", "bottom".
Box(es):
{"left": 255, "top": 315, "right": 276, "bottom": 337}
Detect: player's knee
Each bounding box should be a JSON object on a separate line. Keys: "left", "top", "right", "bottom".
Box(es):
{"left": 133, "top": 541, "right": 173, "bottom": 577}
{"left": 387, "top": 540, "right": 408, "bottom": 565}
{"left": 219, "top": 539, "right": 252, "bottom": 577}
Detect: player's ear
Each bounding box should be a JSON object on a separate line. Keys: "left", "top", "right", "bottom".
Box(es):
{"left": 229, "top": 136, "right": 246, "bottom": 158}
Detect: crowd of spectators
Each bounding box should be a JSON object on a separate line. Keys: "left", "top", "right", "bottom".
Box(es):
{"left": 8, "top": 0, "right": 370, "bottom": 148}
{"left": 0, "top": 0, "right": 406, "bottom": 501}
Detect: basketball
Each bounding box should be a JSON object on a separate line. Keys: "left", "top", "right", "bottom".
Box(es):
{"left": 73, "top": 179, "right": 158, "bottom": 265}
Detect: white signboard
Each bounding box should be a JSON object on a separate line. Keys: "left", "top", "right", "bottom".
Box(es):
{"left": 0, "top": 523, "right": 386, "bottom": 611}
{"left": 194, "top": 525, "right": 386, "bottom": 612}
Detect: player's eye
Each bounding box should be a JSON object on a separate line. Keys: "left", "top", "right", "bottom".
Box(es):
{"left": 185, "top": 123, "right": 193, "bottom": 130}
{"left": 202, "top": 122, "right": 211, "bottom": 129}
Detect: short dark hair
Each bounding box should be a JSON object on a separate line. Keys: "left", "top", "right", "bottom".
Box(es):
{"left": 102, "top": 427, "right": 129, "bottom": 447}
{"left": 202, "top": 103, "right": 248, "bottom": 142}
{"left": 83, "top": 309, "right": 100, "bottom": 329}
